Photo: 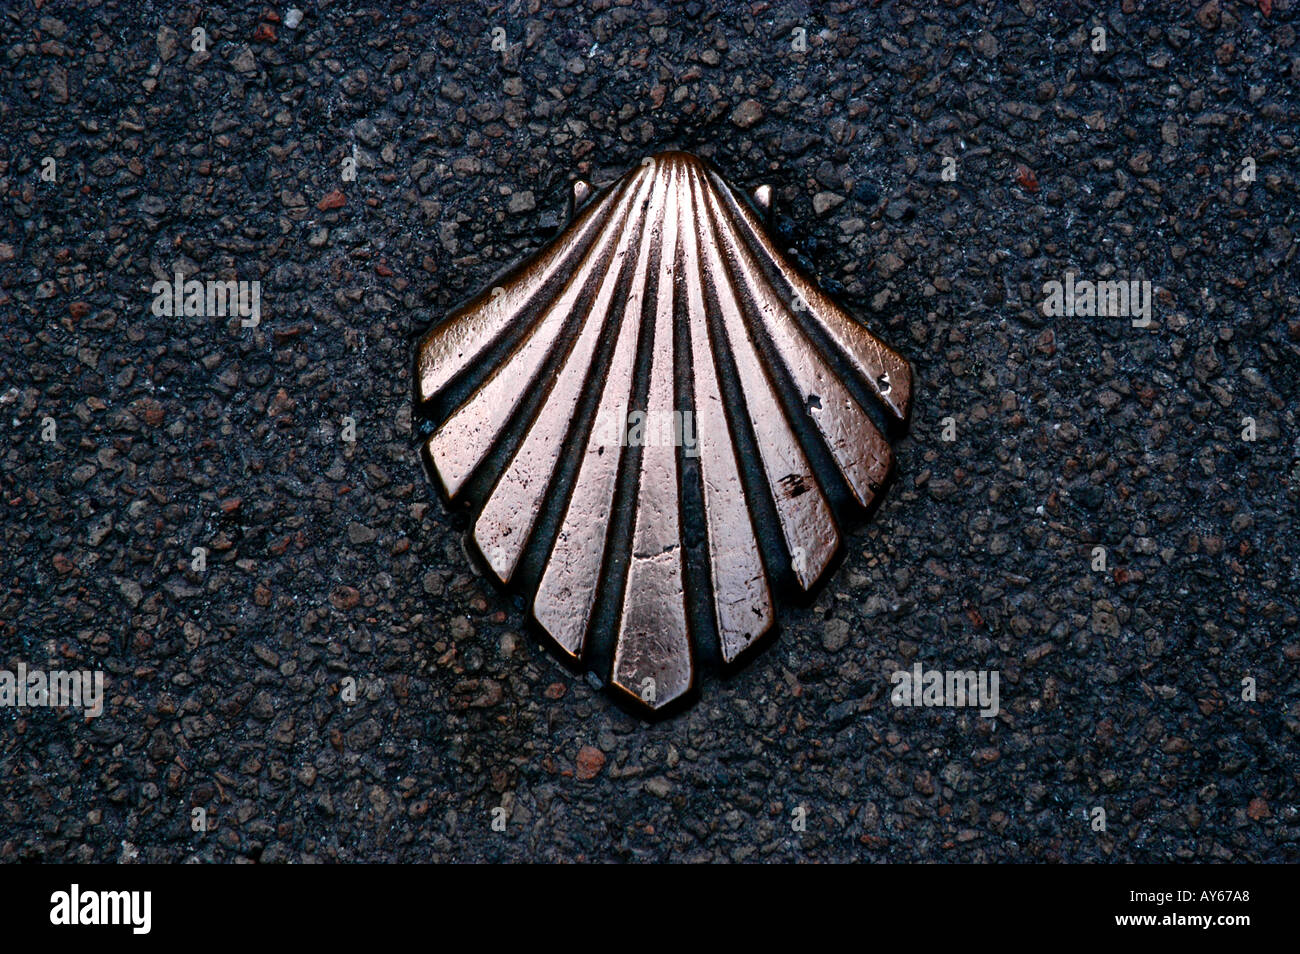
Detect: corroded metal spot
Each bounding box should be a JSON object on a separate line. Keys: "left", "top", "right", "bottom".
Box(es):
{"left": 414, "top": 151, "right": 912, "bottom": 712}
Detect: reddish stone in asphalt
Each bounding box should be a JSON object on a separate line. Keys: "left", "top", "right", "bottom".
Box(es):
{"left": 268, "top": 387, "right": 295, "bottom": 416}
{"left": 730, "top": 98, "right": 763, "bottom": 128}
{"left": 1247, "top": 797, "right": 1270, "bottom": 820}
{"left": 471, "top": 680, "right": 503, "bottom": 708}
{"left": 139, "top": 399, "right": 164, "bottom": 426}
{"left": 253, "top": 23, "right": 276, "bottom": 42}
{"left": 317, "top": 190, "right": 347, "bottom": 210}
{"left": 575, "top": 746, "right": 606, "bottom": 780}
{"left": 330, "top": 585, "right": 360, "bottom": 610}
{"left": 1015, "top": 164, "right": 1040, "bottom": 192}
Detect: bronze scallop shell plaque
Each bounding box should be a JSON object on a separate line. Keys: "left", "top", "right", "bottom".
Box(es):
{"left": 415, "top": 151, "right": 911, "bottom": 712}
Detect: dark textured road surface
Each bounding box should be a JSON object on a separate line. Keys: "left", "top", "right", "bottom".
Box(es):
{"left": 2, "top": 1, "right": 1297, "bottom": 862}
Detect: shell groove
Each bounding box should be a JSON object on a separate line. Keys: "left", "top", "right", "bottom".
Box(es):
{"left": 415, "top": 151, "right": 911, "bottom": 711}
